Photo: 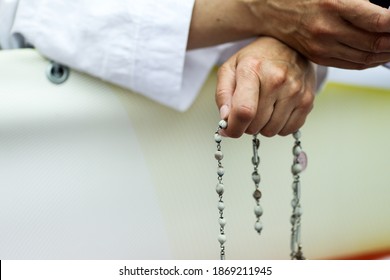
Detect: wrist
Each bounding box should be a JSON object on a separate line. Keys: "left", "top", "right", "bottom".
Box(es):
{"left": 188, "top": 0, "right": 260, "bottom": 49}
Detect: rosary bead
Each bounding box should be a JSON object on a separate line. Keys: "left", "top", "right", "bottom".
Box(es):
{"left": 215, "top": 151, "right": 224, "bottom": 161}
{"left": 217, "top": 167, "right": 225, "bottom": 176}
{"left": 292, "top": 163, "right": 303, "bottom": 175}
{"left": 291, "top": 198, "right": 298, "bottom": 208}
{"left": 219, "top": 218, "right": 227, "bottom": 228}
{"left": 218, "top": 120, "right": 228, "bottom": 129}
{"left": 253, "top": 189, "right": 262, "bottom": 200}
{"left": 297, "top": 151, "right": 308, "bottom": 171}
{"left": 254, "top": 205, "right": 263, "bottom": 217}
{"left": 252, "top": 172, "right": 261, "bottom": 184}
{"left": 214, "top": 133, "right": 222, "bottom": 143}
{"left": 293, "top": 131, "right": 301, "bottom": 140}
{"left": 254, "top": 221, "right": 263, "bottom": 233}
{"left": 294, "top": 206, "right": 302, "bottom": 217}
{"left": 218, "top": 234, "right": 227, "bottom": 244}
{"left": 216, "top": 183, "right": 224, "bottom": 195}
{"left": 293, "top": 145, "right": 302, "bottom": 156}
{"left": 218, "top": 202, "right": 225, "bottom": 211}
{"left": 251, "top": 156, "right": 260, "bottom": 166}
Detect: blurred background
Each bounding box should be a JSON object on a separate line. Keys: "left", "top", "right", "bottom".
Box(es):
{"left": 1, "top": 50, "right": 389, "bottom": 260}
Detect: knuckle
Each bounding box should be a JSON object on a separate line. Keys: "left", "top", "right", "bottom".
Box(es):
{"left": 217, "top": 64, "right": 230, "bottom": 77}
{"left": 371, "top": 35, "right": 385, "bottom": 53}
{"left": 370, "top": 12, "right": 385, "bottom": 31}
{"left": 245, "top": 126, "right": 258, "bottom": 135}
{"left": 260, "top": 128, "right": 277, "bottom": 138}
{"left": 215, "top": 87, "right": 230, "bottom": 101}
{"left": 269, "top": 66, "right": 288, "bottom": 88}
{"left": 236, "top": 59, "right": 260, "bottom": 79}
{"left": 361, "top": 52, "right": 377, "bottom": 66}
{"left": 278, "top": 130, "right": 291, "bottom": 137}
{"left": 298, "top": 94, "right": 315, "bottom": 113}
{"left": 233, "top": 104, "right": 257, "bottom": 123}
{"left": 310, "top": 23, "right": 329, "bottom": 38}
{"left": 306, "top": 43, "right": 327, "bottom": 60}
{"left": 319, "top": 0, "right": 337, "bottom": 10}
{"left": 227, "top": 131, "right": 242, "bottom": 139}
{"left": 288, "top": 79, "right": 304, "bottom": 96}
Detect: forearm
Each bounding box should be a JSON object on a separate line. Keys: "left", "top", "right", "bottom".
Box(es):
{"left": 187, "top": 0, "right": 259, "bottom": 49}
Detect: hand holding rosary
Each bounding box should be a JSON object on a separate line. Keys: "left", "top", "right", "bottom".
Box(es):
{"left": 214, "top": 120, "right": 307, "bottom": 260}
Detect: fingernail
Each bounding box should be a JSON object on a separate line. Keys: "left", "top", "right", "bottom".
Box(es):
{"left": 219, "top": 105, "right": 230, "bottom": 120}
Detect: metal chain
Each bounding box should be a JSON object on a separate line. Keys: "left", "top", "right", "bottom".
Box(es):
{"left": 214, "top": 120, "right": 227, "bottom": 260}
{"left": 251, "top": 134, "right": 263, "bottom": 234}
{"left": 290, "top": 130, "right": 306, "bottom": 260}
{"left": 214, "top": 122, "right": 307, "bottom": 260}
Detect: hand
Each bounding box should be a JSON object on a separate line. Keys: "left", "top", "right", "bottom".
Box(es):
{"left": 216, "top": 37, "right": 316, "bottom": 138}
{"left": 248, "top": 0, "right": 390, "bottom": 69}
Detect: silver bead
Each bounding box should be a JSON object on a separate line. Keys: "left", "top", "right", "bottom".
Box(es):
{"left": 215, "top": 151, "right": 224, "bottom": 161}
{"left": 254, "top": 205, "right": 263, "bottom": 217}
{"left": 218, "top": 202, "right": 225, "bottom": 211}
{"left": 254, "top": 221, "right": 263, "bottom": 233}
{"left": 293, "top": 145, "right": 302, "bottom": 156}
{"left": 252, "top": 172, "right": 261, "bottom": 184}
{"left": 291, "top": 198, "right": 298, "bottom": 208}
{"left": 291, "top": 163, "right": 303, "bottom": 175}
{"left": 218, "top": 120, "right": 228, "bottom": 129}
{"left": 293, "top": 131, "right": 301, "bottom": 140}
{"left": 217, "top": 167, "right": 224, "bottom": 176}
{"left": 218, "top": 234, "right": 227, "bottom": 244}
{"left": 219, "top": 218, "right": 227, "bottom": 228}
{"left": 214, "top": 133, "right": 222, "bottom": 143}
{"left": 294, "top": 206, "right": 302, "bottom": 217}
{"left": 216, "top": 183, "right": 224, "bottom": 195}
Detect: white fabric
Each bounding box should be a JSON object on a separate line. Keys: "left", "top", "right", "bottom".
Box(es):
{"left": 0, "top": 0, "right": 19, "bottom": 48}
{"left": 0, "top": 0, "right": 328, "bottom": 112}
{"left": 0, "top": 0, "right": 236, "bottom": 111}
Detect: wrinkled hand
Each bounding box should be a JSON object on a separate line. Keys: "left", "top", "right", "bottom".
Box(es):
{"left": 249, "top": 0, "right": 390, "bottom": 69}
{"left": 216, "top": 37, "right": 316, "bottom": 138}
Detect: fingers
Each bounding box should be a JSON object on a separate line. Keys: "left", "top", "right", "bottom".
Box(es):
{"left": 215, "top": 63, "right": 235, "bottom": 119}
{"left": 255, "top": 76, "right": 314, "bottom": 137}
{"left": 340, "top": 0, "right": 390, "bottom": 33}
{"left": 277, "top": 94, "right": 314, "bottom": 137}
{"left": 224, "top": 60, "right": 261, "bottom": 138}
{"left": 215, "top": 37, "right": 316, "bottom": 139}
{"left": 245, "top": 65, "right": 289, "bottom": 135}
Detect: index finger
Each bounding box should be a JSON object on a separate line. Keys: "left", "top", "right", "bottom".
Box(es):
{"left": 225, "top": 61, "right": 261, "bottom": 138}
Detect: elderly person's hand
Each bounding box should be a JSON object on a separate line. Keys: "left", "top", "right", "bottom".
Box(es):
{"left": 216, "top": 37, "right": 316, "bottom": 138}
{"left": 247, "top": 0, "right": 390, "bottom": 69}
{"left": 189, "top": 0, "right": 390, "bottom": 69}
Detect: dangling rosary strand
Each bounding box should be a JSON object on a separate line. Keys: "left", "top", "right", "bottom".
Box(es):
{"left": 214, "top": 120, "right": 306, "bottom": 260}
{"left": 214, "top": 120, "right": 227, "bottom": 260}
{"left": 290, "top": 131, "right": 306, "bottom": 260}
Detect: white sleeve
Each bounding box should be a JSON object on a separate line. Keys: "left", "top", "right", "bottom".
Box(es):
{"left": 0, "top": 0, "right": 20, "bottom": 49}
{"left": 9, "top": 0, "right": 227, "bottom": 111}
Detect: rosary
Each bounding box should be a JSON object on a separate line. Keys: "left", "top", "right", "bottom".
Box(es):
{"left": 214, "top": 120, "right": 307, "bottom": 260}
